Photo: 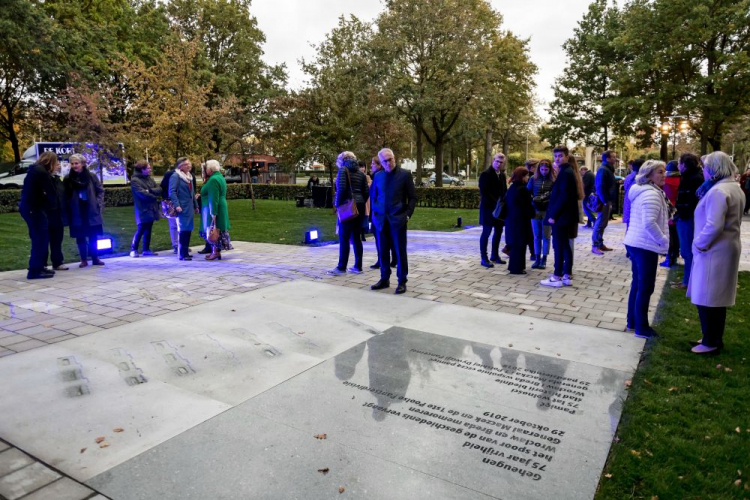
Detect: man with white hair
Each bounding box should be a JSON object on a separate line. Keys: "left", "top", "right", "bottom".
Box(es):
{"left": 370, "top": 148, "right": 416, "bottom": 294}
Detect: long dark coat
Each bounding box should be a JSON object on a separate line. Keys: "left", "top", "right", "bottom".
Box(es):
{"left": 63, "top": 169, "right": 104, "bottom": 236}
{"left": 131, "top": 172, "right": 162, "bottom": 224}
{"left": 504, "top": 182, "right": 535, "bottom": 247}
{"left": 478, "top": 167, "right": 507, "bottom": 226}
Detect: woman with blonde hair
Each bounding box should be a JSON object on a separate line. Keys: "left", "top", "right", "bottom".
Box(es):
{"left": 64, "top": 153, "right": 105, "bottom": 267}
{"left": 200, "top": 159, "right": 232, "bottom": 261}
{"left": 169, "top": 157, "right": 199, "bottom": 261}
{"left": 528, "top": 159, "right": 556, "bottom": 269}
{"left": 688, "top": 151, "right": 744, "bottom": 354}
{"left": 623, "top": 160, "right": 670, "bottom": 338}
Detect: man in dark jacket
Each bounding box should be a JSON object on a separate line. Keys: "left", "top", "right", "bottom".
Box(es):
{"left": 542, "top": 146, "right": 580, "bottom": 287}
{"left": 161, "top": 163, "right": 197, "bottom": 254}
{"left": 478, "top": 153, "right": 508, "bottom": 267}
{"left": 592, "top": 150, "right": 617, "bottom": 254}
{"left": 370, "top": 148, "right": 416, "bottom": 294}
{"left": 673, "top": 152, "right": 704, "bottom": 289}
{"left": 581, "top": 166, "right": 597, "bottom": 228}
{"left": 19, "top": 152, "right": 58, "bottom": 279}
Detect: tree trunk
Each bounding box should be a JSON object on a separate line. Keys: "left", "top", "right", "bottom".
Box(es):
{"left": 449, "top": 147, "right": 455, "bottom": 176}
{"left": 502, "top": 133, "right": 510, "bottom": 156}
{"left": 6, "top": 107, "right": 21, "bottom": 163}
{"left": 708, "top": 133, "right": 721, "bottom": 153}
{"left": 415, "top": 123, "right": 424, "bottom": 185}
{"left": 434, "top": 140, "right": 444, "bottom": 188}
{"left": 466, "top": 147, "right": 472, "bottom": 180}
{"left": 660, "top": 134, "right": 668, "bottom": 161}
{"left": 604, "top": 124, "right": 609, "bottom": 150}
{"left": 700, "top": 132, "right": 708, "bottom": 156}
{"left": 484, "top": 127, "right": 493, "bottom": 169}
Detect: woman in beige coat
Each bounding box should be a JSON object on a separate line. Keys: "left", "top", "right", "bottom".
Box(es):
{"left": 687, "top": 151, "right": 745, "bottom": 354}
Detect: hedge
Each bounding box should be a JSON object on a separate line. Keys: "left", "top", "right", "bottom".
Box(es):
{"left": 0, "top": 183, "right": 629, "bottom": 215}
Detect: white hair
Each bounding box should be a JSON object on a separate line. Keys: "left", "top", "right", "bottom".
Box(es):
{"left": 205, "top": 159, "right": 221, "bottom": 174}
{"left": 336, "top": 151, "right": 357, "bottom": 168}
{"left": 378, "top": 148, "right": 395, "bottom": 161}
{"left": 69, "top": 153, "right": 87, "bottom": 166}
{"left": 703, "top": 151, "right": 737, "bottom": 180}
{"left": 636, "top": 160, "right": 665, "bottom": 185}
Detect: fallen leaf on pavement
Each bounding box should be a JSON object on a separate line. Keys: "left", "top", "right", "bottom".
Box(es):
{"left": 339, "top": 486, "right": 345, "bottom": 494}
{"left": 315, "top": 434, "right": 327, "bottom": 440}
{"left": 80, "top": 448, "right": 86, "bottom": 454}
{"left": 95, "top": 437, "right": 105, "bottom": 444}
{"left": 99, "top": 442, "right": 110, "bottom": 448}
{"left": 318, "top": 468, "right": 329, "bottom": 475}
{"left": 113, "top": 428, "right": 124, "bottom": 433}
{"left": 508, "top": 344, "right": 513, "bottom": 348}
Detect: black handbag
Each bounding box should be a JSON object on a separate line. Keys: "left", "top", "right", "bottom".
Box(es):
{"left": 492, "top": 197, "right": 505, "bottom": 220}
{"left": 586, "top": 193, "right": 603, "bottom": 212}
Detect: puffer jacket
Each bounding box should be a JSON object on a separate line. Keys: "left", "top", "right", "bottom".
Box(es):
{"left": 334, "top": 166, "right": 368, "bottom": 208}
{"left": 623, "top": 183, "right": 669, "bottom": 254}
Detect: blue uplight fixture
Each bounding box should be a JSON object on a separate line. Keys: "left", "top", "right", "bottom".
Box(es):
{"left": 97, "top": 236, "right": 113, "bottom": 253}
{"left": 305, "top": 230, "right": 319, "bottom": 244}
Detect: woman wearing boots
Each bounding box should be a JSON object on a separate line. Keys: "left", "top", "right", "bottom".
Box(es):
{"left": 129, "top": 160, "right": 161, "bottom": 257}
{"left": 200, "top": 160, "right": 232, "bottom": 261}
{"left": 169, "top": 157, "right": 199, "bottom": 261}
{"left": 64, "top": 154, "right": 105, "bottom": 268}
{"left": 528, "top": 159, "right": 555, "bottom": 269}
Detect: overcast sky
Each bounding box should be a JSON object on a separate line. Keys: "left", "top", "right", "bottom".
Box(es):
{"left": 252, "top": 0, "right": 598, "bottom": 121}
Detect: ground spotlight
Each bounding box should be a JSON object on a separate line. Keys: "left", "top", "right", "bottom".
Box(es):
{"left": 96, "top": 237, "right": 113, "bottom": 253}
{"left": 305, "top": 230, "right": 319, "bottom": 244}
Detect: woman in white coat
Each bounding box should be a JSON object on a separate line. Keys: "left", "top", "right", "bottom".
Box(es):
{"left": 688, "top": 151, "right": 744, "bottom": 354}
{"left": 623, "top": 160, "right": 670, "bottom": 339}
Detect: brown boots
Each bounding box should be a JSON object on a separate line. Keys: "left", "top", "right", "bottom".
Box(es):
{"left": 205, "top": 250, "right": 221, "bottom": 261}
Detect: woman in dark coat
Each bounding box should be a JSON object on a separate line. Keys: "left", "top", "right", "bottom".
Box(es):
{"left": 169, "top": 157, "right": 199, "bottom": 261}
{"left": 328, "top": 151, "right": 369, "bottom": 275}
{"left": 19, "top": 151, "right": 57, "bottom": 279}
{"left": 504, "top": 167, "right": 535, "bottom": 274}
{"left": 64, "top": 153, "right": 105, "bottom": 268}
{"left": 129, "top": 159, "right": 161, "bottom": 257}
{"left": 48, "top": 158, "right": 69, "bottom": 271}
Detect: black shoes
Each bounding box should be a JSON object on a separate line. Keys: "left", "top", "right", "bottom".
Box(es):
{"left": 179, "top": 256, "right": 193, "bottom": 261}
{"left": 490, "top": 256, "right": 506, "bottom": 265}
{"left": 198, "top": 244, "right": 212, "bottom": 255}
{"left": 370, "top": 262, "right": 381, "bottom": 269}
{"left": 27, "top": 271, "right": 53, "bottom": 280}
{"left": 395, "top": 283, "right": 407, "bottom": 294}
{"left": 371, "top": 280, "right": 390, "bottom": 290}
{"left": 481, "top": 258, "right": 494, "bottom": 268}
{"left": 41, "top": 268, "right": 55, "bottom": 275}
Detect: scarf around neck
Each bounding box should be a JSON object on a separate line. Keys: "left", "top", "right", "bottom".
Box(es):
{"left": 176, "top": 169, "right": 193, "bottom": 187}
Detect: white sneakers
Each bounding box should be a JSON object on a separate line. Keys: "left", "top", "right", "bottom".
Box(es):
{"left": 540, "top": 274, "right": 572, "bottom": 287}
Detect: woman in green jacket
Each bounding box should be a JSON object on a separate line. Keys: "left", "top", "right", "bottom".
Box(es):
{"left": 200, "top": 160, "right": 232, "bottom": 260}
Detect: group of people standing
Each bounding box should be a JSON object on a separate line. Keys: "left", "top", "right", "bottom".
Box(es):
{"left": 20, "top": 155, "right": 232, "bottom": 278}
{"left": 328, "top": 148, "right": 416, "bottom": 295}
{"left": 621, "top": 151, "right": 744, "bottom": 355}
{"left": 478, "top": 146, "right": 583, "bottom": 286}
{"left": 19, "top": 152, "right": 107, "bottom": 279}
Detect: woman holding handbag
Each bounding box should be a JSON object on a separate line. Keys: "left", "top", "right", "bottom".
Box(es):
{"left": 200, "top": 160, "right": 232, "bottom": 261}
{"left": 328, "top": 151, "right": 369, "bottom": 275}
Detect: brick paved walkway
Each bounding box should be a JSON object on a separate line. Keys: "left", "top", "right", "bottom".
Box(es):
{"left": 2, "top": 218, "right": 749, "bottom": 358}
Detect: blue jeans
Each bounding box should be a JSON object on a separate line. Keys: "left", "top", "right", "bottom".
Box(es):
{"left": 676, "top": 219, "right": 694, "bottom": 286}
{"left": 625, "top": 245, "right": 658, "bottom": 333}
{"left": 531, "top": 216, "right": 551, "bottom": 257}
{"left": 583, "top": 203, "right": 597, "bottom": 225}
{"left": 592, "top": 202, "right": 611, "bottom": 247}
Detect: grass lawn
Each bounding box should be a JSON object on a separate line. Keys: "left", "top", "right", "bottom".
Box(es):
{"left": 596, "top": 269, "right": 750, "bottom": 499}
{"left": 0, "top": 199, "right": 479, "bottom": 271}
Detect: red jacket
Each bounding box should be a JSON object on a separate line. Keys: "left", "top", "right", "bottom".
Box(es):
{"left": 662, "top": 175, "right": 680, "bottom": 206}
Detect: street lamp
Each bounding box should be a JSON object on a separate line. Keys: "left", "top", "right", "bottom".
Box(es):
{"left": 660, "top": 116, "right": 689, "bottom": 160}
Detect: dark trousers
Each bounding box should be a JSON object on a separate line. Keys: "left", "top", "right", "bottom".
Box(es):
{"left": 373, "top": 221, "right": 396, "bottom": 266}
{"left": 625, "top": 245, "right": 658, "bottom": 333}
{"left": 378, "top": 219, "right": 408, "bottom": 284}
{"left": 337, "top": 211, "right": 364, "bottom": 270}
{"left": 676, "top": 219, "right": 694, "bottom": 285}
{"left": 179, "top": 231, "right": 192, "bottom": 258}
{"left": 551, "top": 224, "right": 574, "bottom": 277}
{"left": 592, "top": 202, "right": 611, "bottom": 247}
{"left": 22, "top": 211, "right": 49, "bottom": 272}
{"left": 508, "top": 240, "right": 527, "bottom": 274}
{"left": 527, "top": 221, "right": 535, "bottom": 257}
{"left": 49, "top": 223, "right": 65, "bottom": 268}
{"left": 696, "top": 305, "right": 727, "bottom": 348}
{"left": 76, "top": 233, "right": 99, "bottom": 261}
{"left": 131, "top": 222, "right": 154, "bottom": 252}
{"left": 667, "top": 223, "right": 679, "bottom": 261}
{"left": 479, "top": 220, "right": 503, "bottom": 259}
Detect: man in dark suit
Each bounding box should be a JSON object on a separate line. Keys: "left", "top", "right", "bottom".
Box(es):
{"left": 542, "top": 145, "right": 580, "bottom": 288}
{"left": 478, "top": 153, "right": 508, "bottom": 267}
{"left": 370, "top": 148, "right": 416, "bottom": 294}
